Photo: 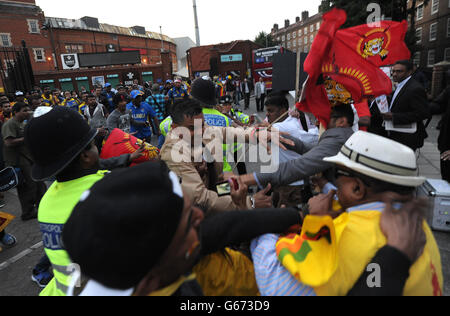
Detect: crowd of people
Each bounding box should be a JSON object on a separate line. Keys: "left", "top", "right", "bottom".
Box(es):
{"left": 0, "top": 58, "right": 448, "bottom": 296}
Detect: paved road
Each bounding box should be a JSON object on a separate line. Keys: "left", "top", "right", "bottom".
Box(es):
{"left": 0, "top": 99, "right": 448, "bottom": 296}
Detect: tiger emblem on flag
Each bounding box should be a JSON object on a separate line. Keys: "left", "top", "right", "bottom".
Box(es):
{"left": 362, "top": 37, "right": 388, "bottom": 59}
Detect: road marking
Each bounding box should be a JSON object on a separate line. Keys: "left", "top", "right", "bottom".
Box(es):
{"left": 0, "top": 242, "right": 44, "bottom": 272}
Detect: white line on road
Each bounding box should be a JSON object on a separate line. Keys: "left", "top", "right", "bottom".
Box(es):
{"left": 0, "top": 242, "right": 44, "bottom": 272}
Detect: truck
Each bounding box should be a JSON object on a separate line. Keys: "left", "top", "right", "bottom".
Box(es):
{"left": 252, "top": 46, "right": 284, "bottom": 91}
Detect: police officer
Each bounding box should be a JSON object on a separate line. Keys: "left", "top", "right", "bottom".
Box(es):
{"left": 24, "top": 107, "right": 144, "bottom": 296}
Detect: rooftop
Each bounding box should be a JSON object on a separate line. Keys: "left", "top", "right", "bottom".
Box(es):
{"left": 45, "top": 16, "right": 175, "bottom": 44}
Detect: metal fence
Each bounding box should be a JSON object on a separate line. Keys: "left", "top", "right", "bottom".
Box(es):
{"left": 0, "top": 41, "right": 35, "bottom": 95}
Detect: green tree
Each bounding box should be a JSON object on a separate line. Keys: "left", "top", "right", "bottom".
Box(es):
{"left": 254, "top": 32, "right": 280, "bottom": 48}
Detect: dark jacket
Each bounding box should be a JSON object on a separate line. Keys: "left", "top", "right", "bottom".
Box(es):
{"left": 432, "top": 86, "right": 450, "bottom": 153}
{"left": 389, "top": 78, "right": 430, "bottom": 151}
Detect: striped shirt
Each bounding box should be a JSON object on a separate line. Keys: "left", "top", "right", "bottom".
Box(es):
{"left": 251, "top": 202, "right": 387, "bottom": 296}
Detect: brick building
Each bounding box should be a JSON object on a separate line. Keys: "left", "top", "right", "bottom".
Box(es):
{"left": 0, "top": 0, "right": 177, "bottom": 93}
{"left": 411, "top": 0, "right": 450, "bottom": 68}
{"left": 186, "top": 40, "right": 261, "bottom": 79}
{"left": 270, "top": 10, "right": 323, "bottom": 55}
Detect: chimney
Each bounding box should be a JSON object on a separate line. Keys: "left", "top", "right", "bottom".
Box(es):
{"left": 301, "top": 11, "right": 309, "bottom": 21}
{"left": 284, "top": 19, "right": 290, "bottom": 28}
{"left": 81, "top": 16, "right": 100, "bottom": 29}
{"left": 296, "top": 16, "right": 300, "bottom": 23}
{"left": 273, "top": 24, "right": 279, "bottom": 31}
{"left": 132, "top": 26, "right": 146, "bottom": 35}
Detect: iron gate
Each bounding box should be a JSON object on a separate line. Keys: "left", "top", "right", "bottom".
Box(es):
{"left": 0, "top": 41, "right": 35, "bottom": 95}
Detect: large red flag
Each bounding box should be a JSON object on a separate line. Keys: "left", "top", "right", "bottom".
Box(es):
{"left": 296, "top": 8, "right": 347, "bottom": 127}
{"left": 334, "top": 20, "right": 410, "bottom": 67}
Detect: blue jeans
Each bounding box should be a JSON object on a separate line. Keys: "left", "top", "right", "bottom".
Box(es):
{"left": 158, "top": 135, "right": 166, "bottom": 149}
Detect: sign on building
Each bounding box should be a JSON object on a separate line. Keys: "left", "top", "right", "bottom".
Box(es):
{"left": 220, "top": 54, "right": 243, "bottom": 63}
{"left": 61, "top": 54, "right": 80, "bottom": 70}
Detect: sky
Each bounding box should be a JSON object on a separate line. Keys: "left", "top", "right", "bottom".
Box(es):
{"left": 35, "top": 0, "right": 322, "bottom": 45}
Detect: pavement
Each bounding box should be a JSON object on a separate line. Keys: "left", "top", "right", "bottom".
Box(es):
{"left": 0, "top": 99, "right": 448, "bottom": 296}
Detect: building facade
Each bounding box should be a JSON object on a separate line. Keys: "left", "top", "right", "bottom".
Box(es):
{"left": 186, "top": 40, "right": 261, "bottom": 79}
{"left": 270, "top": 10, "right": 323, "bottom": 55}
{"left": 0, "top": 0, "right": 177, "bottom": 93}
{"left": 411, "top": 0, "right": 450, "bottom": 68}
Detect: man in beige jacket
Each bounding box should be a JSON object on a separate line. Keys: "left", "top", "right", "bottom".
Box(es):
{"left": 161, "top": 99, "right": 286, "bottom": 214}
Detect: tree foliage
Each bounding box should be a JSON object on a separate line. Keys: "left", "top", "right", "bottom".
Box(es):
{"left": 254, "top": 32, "right": 280, "bottom": 48}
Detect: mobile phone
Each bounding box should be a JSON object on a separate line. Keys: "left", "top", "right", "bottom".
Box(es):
{"left": 216, "top": 181, "right": 231, "bottom": 197}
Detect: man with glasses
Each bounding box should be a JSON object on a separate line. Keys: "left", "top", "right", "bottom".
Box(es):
{"left": 381, "top": 60, "right": 430, "bottom": 151}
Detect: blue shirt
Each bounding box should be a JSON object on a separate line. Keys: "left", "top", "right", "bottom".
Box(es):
{"left": 126, "top": 102, "right": 157, "bottom": 140}
{"left": 146, "top": 94, "right": 167, "bottom": 121}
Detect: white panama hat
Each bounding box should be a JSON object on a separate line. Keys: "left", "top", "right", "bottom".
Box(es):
{"left": 324, "top": 131, "right": 426, "bottom": 187}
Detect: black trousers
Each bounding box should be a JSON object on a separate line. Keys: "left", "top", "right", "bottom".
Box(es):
{"left": 441, "top": 158, "right": 450, "bottom": 182}
{"left": 16, "top": 160, "right": 47, "bottom": 217}
{"left": 256, "top": 94, "right": 266, "bottom": 112}
{"left": 244, "top": 93, "right": 250, "bottom": 109}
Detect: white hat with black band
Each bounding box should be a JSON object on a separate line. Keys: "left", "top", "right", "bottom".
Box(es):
{"left": 324, "top": 131, "right": 426, "bottom": 187}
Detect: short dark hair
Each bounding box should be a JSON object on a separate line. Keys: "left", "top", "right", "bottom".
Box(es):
{"left": 30, "top": 96, "right": 42, "bottom": 103}
{"left": 331, "top": 103, "right": 355, "bottom": 127}
{"left": 0, "top": 100, "right": 10, "bottom": 107}
{"left": 171, "top": 98, "right": 203, "bottom": 125}
{"left": 12, "top": 102, "right": 29, "bottom": 114}
{"left": 114, "top": 93, "right": 129, "bottom": 106}
{"left": 395, "top": 60, "right": 414, "bottom": 72}
{"left": 265, "top": 92, "right": 289, "bottom": 110}
{"left": 87, "top": 94, "right": 96, "bottom": 99}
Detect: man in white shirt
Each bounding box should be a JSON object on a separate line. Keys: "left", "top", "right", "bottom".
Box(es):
{"left": 255, "top": 78, "right": 266, "bottom": 112}
{"left": 267, "top": 92, "right": 319, "bottom": 207}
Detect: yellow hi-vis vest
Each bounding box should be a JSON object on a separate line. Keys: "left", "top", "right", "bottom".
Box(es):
{"left": 276, "top": 208, "right": 444, "bottom": 296}
{"left": 38, "top": 171, "right": 108, "bottom": 296}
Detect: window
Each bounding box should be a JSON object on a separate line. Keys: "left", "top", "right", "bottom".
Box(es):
{"left": 416, "top": 28, "right": 423, "bottom": 43}
{"left": 304, "top": 27, "right": 308, "bottom": 35}
{"left": 445, "top": 48, "right": 450, "bottom": 62}
{"left": 33, "top": 48, "right": 45, "bottom": 62}
{"left": 287, "top": 33, "right": 291, "bottom": 41}
{"left": 431, "top": 0, "right": 439, "bottom": 14}
{"left": 310, "top": 25, "right": 315, "bottom": 32}
{"left": 293, "top": 40, "right": 296, "bottom": 47}
{"left": 447, "top": 18, "right": 450, "bottom": 37}
{"left": 430, "top": 23, "right": 438, "bottom": 41}
{"left": 0, "top": 33, "right": 12, "bottom": 47}
{"left": 428, "top": 50, "right": 435, "bottom": 66}
{"left": 282, "top": 35, "right": 285, "bottom": 41}
{"left": 310, "top": 35, "right": 314, "bottom": 43}
{"left": 317, "top": 22, "right": 321, "bottom": 30}
{"left": 304, "top": 37, "right": 308, "bottom": 45}
{"left": 27, "top": 19, "right": 40, "bottom": 34}
{"left": 287, "top": 42, "right": 291, "bottom": 49}
{"left": 417, "top": 4, "right": 424, "bottom": 20}
{"left": 65, "top": 44, "right": 83, "bottom": 53}
{"left": 413, "top": 52, "right": 421, "bottom": 66}
{"left": 293, "top": 32, "right": 296, "bottom": 39}
{"left": 298, "top": 29, "right": 302, "bottom": 36}
{"left": 299, "top": 38, "right": 302, "bottom": 45}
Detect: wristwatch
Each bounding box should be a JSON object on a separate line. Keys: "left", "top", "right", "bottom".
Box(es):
{"left": 250, "top": 197, "right": 256, "bottom": 209}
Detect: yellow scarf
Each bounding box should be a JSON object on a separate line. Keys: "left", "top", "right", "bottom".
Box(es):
{"left": 276, "top": 211, "right": 444, "bottom": 296}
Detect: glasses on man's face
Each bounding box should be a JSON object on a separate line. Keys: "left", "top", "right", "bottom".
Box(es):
{"left": 392, "top": 69, "right": 406, "bottom": 74}
{"left": 335, "top": 168, "right": 372, "bottom": 187}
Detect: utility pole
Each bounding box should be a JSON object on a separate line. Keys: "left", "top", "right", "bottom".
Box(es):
{"left": 193, "top": 0, "right": 201, "bottom": 46}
